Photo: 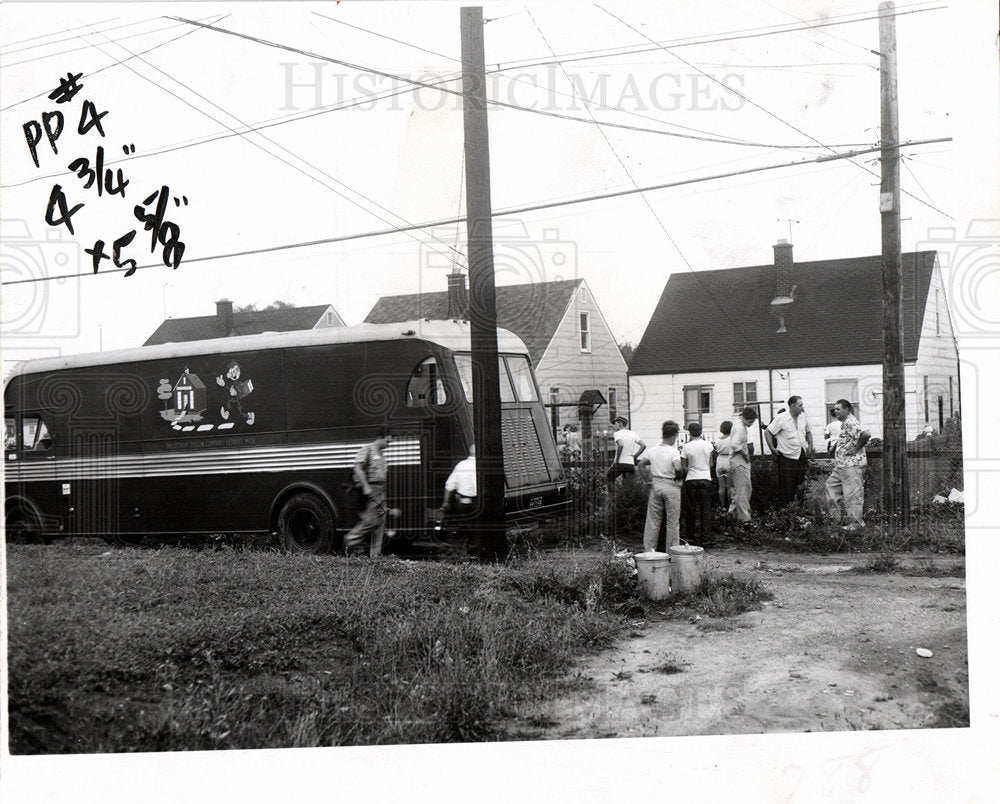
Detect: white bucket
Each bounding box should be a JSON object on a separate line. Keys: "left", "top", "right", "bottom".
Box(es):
{"left": 668, "top": 544, "right": 705, "bottom": 594}
{"left": 634, "top": 551, "right": 671, "bottom": 600}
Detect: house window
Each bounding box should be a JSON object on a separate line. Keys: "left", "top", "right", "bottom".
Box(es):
{"left": 733, "top": 381, "right": 757, "bottom": 412}
{"left": 949, "top": 376, "right": 954, "bottom": 416}
{"left": 580, "top": 285, "right": 589, "bottom": 304}
{"left": 550, "top": 387, "right": 560, "bottom": 433}
{"left": 579, "top": 311, "right": 591, "bottom": 352}
{"left": 683, "top": 385, "right": 712, "bottom": 427}
{"left": 825, "top": 379, "right": 860, "bottom": 421}
{"left": 923, "top": 375, "right": 929, "bottom": 423}
{"left": 935, "top": 290, "right": 940, "bottom": 335}
{"left": 608, "top": 387, "right": 618, "bottom": 422}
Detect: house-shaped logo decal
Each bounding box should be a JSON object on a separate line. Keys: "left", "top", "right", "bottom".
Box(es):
{"left": 158, "top": 369, "right": 207, "bottom": 424}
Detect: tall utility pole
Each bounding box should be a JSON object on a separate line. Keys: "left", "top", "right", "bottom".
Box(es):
{"left": 460, "top": 6, "right": 507, "bottom": 561}
{"left": 879, "top": 1, "right": 909, "bottom": 531}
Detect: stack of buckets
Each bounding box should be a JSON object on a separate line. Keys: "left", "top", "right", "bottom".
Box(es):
{"left": 634, "top": 544, "right": 704, "bottom": 599}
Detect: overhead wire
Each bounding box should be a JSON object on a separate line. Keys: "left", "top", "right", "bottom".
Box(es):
{"left": 170, "top": 16, "right": 877, "bottom": 153}
{"left": 595, "top": 3, "right": 952, "bottom": 220}
{"left": 488, "top": 3, "right": 944, "bottom": 73}
{"left": 66, "top": 20, "right": 465, "bottom": 264}
{"left": 525, "top": 6, "right": 774, "bottom": 367}
{"left": 2, "top": 12, "right": 229, "bottom": 112}
{"left": 1, "top": 137, "right": 951, "bottom": 287}
{"left": 1, "top": 15, "right": 120, "bottom": 50}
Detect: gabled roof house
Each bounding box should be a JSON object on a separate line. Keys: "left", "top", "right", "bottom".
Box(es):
{"left": 628, "top": 241, "right": 959, "bottom": 445}
{"left": 365, "top": 272, "right": 629, "bottom": 439}
{"left": 144, "top": 299, "right": 345, "bottom": 346}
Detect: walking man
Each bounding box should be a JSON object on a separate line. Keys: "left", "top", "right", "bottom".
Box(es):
{"left": 681, "top": 422, "right": 714, "bottom": 544}
{"left": 607, "top": 416, "right": 646, "bottom": 486}
{"left": 636, "top": 420, "right": 683, "bottom": 551}
{"left": 825, "top": 400, "right": 871, "bottom": 531}
{"left": 729, "top": 407, "right": 758, "bottom": 522}
{"left": 345, "top": 431, "right": 392, "bottom": 558}
{"left": 765, "top": 395, "right": 814, "bottom": 505}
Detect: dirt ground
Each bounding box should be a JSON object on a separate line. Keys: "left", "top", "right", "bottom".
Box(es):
{"left": 527, "top": 549, "right": 968, "bottom": 738}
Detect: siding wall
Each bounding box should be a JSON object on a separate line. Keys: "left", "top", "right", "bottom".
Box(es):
{"left": 537, "top": 281, "right": 629, "bottom": 435}
{"left": 629, "top": 360, "right": 948, "bottom": 448}
{"left": 911, "top": 260, "right": 961, "bottom": 431}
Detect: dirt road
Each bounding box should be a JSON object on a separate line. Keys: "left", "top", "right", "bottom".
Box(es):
{"left": 528, "top": 549, "right": 968, "bottom": 738}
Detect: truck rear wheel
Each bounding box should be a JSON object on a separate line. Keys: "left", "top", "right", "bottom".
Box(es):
{"left": 6, "top": 507, "right": 44, "bottom": 543}
{"left": 278, "top": 493, "right": 335, "bottom": 554}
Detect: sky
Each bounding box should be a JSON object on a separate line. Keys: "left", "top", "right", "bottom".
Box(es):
{"left": 1, "top": 0, "right": 999, "bottom": 800}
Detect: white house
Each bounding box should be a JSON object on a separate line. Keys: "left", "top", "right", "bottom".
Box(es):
{"left": 365, "top": 272, "right": 629, "bottom": 441}
{"left": 627, "top": 242, "right": 960, "bottom": 449}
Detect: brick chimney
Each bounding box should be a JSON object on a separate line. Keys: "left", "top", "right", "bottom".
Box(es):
{"left": 773, "top": 239, "right": 794, "bottom": 300}
{"left": 446, "top": 270, "right": 468, "bottom": 320}
{"left": 216, "top": 298, "right": 234, "bottom": 337}
{"left": 770, "top": 240, "right": 795, "bottom": 333}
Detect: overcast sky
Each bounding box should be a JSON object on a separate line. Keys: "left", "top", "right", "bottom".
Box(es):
{"left": 2, "top": 0, "right": 999, "bottom": 799}
{"left": 1, "top": 0, "right": 986, "bottom": 367}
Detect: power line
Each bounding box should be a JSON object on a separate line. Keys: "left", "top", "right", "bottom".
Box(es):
{"left": 2, "top": 13, "right": 228, "bottom": 112}
{"left": 77, "top": 20, "right": 464, "bottom": 263}
{"left": 596, "top": 4, "right": 952, "bottom": 220}
{"left": 309, "top": 10, "right": 844, "bottom": 155}
{"left": 1, "top": 16, "right": 165, "bottom": 56}
{"left": 489, "top": 3, "right": 943, "bottom": 73}
{"left": 3, "top": 138, "right": 950, "bottom": 287}
{"left": 1, "top": 15, "right": 120, "bottom": 50}
{"left": 168, "top": 16, "right": 869, "bottom": 153}
{"left": 2, "top": 15, "right": 214, "bottom": 68}
{"left": 526, "top": 7, "right": 775, "bottom": 368}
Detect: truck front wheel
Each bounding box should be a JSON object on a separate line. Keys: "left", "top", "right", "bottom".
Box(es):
{"left": 278, "top": 493, "right": 336, "bottom": 555}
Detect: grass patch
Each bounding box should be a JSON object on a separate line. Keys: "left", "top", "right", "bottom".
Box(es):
{"left": 7, "top": 543, "right": 639, "bottom": 753}
{"left": 652, "top": 656, "right": 686, "bottom": 674}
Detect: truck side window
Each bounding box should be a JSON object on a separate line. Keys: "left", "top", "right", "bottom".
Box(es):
{"left": 23, "top": 415, "right": 53, "bottom": 452}
{"left": 405, "top": 358, "right": 447, "bottom": 407}
{"left": 453, "top": 354, "right": 515, "bottom": 403}
{"left": 5, "top": 416, "right": 17, "bottom": 456}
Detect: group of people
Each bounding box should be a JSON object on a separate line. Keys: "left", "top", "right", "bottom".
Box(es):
{"left": 344, "top": 394, "right": 871, "bottom": 557}
{"left": 608, "top": 395, "right": 871, "bottom": 552}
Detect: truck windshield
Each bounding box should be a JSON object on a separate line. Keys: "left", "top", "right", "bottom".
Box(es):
{"left": 455, "top": 354, "right": 536, "bottom": 403}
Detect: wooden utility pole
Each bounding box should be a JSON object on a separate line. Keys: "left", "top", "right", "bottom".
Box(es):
{"left": 460, "top": 6, "right": 507, "bottom": 561}
{"left": 878, "top": 1, "right": 909, "bottom": 531}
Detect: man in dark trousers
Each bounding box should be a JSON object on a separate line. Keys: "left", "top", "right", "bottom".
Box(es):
{"left": 680, "top": 421, "right": 714, "bottom": 544}
{"left": 765, "top": 395, "right": 814, "bottom": 505}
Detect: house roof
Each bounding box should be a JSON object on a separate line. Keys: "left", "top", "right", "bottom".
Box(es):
{"left": 363, "top": 279, "right": 583, "bottom": 364}
{"left": 144, "top": 305, "right": 337, "bottom": 346}
{"left": 629, "top": 251, "right": 938, "bottom": 375}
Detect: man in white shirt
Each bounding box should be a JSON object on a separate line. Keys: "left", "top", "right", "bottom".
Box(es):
{"left": 681, "top": 421, "right": 715, "bottom": 544}
{"left": 765, "top": 395, "right": 814, "bottom": 506}
{"left": 442, "top": 443, "right": 477, "bottom": 517}
{"left": 607, "top": 416, "right": 646, "bottom": 486}
{"left": 636, "top": 420, "right": 683, "bottom": 551}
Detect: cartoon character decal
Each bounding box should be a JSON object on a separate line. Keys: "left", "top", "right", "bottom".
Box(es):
{"left": 156, "top": 359, "right": 258, "bottom": 433}
{"left": 216, "top": 360, "right": 255, "bottom": 426}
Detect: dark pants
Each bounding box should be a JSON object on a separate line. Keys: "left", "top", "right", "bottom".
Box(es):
{"left": 607, "top": 463, "right": 636, "bottom": 485}
{"left": 682, "top": 479, "right": 713, "bottom": 543}
{"left": 776, "top": 452, "right": 809, "bottom": 505}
